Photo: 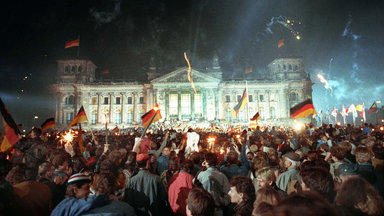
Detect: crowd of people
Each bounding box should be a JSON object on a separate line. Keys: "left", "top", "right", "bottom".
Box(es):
{"left": 0, "top": 122, "right": 384, "bottom": 216}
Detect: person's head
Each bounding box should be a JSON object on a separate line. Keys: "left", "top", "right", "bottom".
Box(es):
{"left": 255, "top": 167, "right": 276, "bottom": 188}
{"left": 372, "top": 143, "right": 384, "bottom": 160}
{"left": 299, "top": 168, "right": 335, "bottom": 202}
{"left": 246, "top": 152, "right": 254, "bottom": 161}
{"left": 355, "top": 147, "right": 372, "bottom": 164}
{"left": 255, "top": 187, "right": 282, "bottom": 206}
{"left": 282, "top": 152, "right": 300, "bottom": 168}
{"left": 162, "top": 146, "right": 171, "bottom": 157}
{"left": 136, "top": 153, "right": 150, "bottom": 168}
{"left": 228, "top": 175, "right": 256, "bottom": 205}
{"left": 93, "top": 173, "right": 117, "bottom": 196}
{"left": 203, "top": 152, "right": 218, "bottom": 167}
{"left": 180, "top": 159, "right": 194, "bottom": 173}
{"left": 168, "top": 157, "right": 180, "bottom": 172}
{"left": 186, "top": 187, "right": 215, "bottom": 216}
{"left": 330, "top": 146, "right": 347, "bottom": 162}
{"left": 227, "top": 151, "right": 239, "bottom": 165}
{"left": 65, "top": 173, "right": 91, "bottom": 198}
{"left": 38, "top": 162, "right": 54, "bottom": 180}
{"left": 273, "top": 191, "right": 336, "bottom": 216}
{"left": 52, "top": 154, "right": 69, "bottom": 172}
{"left": 335, "top": 176, "right": 384, "bottom": 216}
{"left": 125, "top": 152, "right": 137, "bottom": 167}
{"left": 339, "top": 142, "right": 352, "bottom": 154}
{"left": 5, "top": 165, "right": 26, "bottom": 185}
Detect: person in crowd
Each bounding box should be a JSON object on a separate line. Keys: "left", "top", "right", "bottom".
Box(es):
{"left": 255, "top": 167, "right": 285, "bottom": 197}
{"left": 51, "top": 173, "right": 108, "bottom": 216}
{"left": 160, "top": 157, "right": 180, "bottom": 190}
{"left": 220, "top": 145, "right": 249, "bottom": 180}
{"left": 371, "top": 143, "right": 384, "bottom": 172}
{"left": 253, "top": 187, "right": 282, "bottom": 215}
{"left": 186, "top": 187, "right": 215, "bottom": 216}
{"left": 125, "top": 153, "right": 167, "bottom": 216}
{"left": 248, "top": 152, "right": 268, "bottom": 182}
{"left": 328, "top": 145, "right": 348, "bottom": 182}
{"left": 196, "top": 152, "right": 231, "bottom": 215}
{"left": 167, "top": 159, "right": 194, "bottom": 216}
{"left": 228, "top": 175, "right": 256, "bottom": 216}
{"left": 299, "top": 167, "right": 335, "bottom": 202}
{"left": 335, "top": 176, "right": 384, "bottom": 216}
{"left": 273, "top": 191, "right": 337, "bottom": 216}
{"left": 157, "top": 146, "right": 171, "bottom": 175}
{"left": 276, "top": 152, "right": 300, "bottom": 193}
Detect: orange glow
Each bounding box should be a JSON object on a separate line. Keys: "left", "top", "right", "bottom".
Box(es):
{"left": 153, "top": 106, "right": 160, "bottom": 111}
{"left": 380, "top": 126, "right": 384, "bottom": 131}
{"left": 208, "top": 137, "right": 215, "bottom": 142}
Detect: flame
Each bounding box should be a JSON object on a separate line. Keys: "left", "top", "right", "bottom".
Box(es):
{"left": 184, "top": 52, "right": 197, "bottom": 94}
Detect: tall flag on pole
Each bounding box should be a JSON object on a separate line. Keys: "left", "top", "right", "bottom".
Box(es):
{"left": 341, "top": 105, "right": 347, "bottom": 125}
{"left": 355, "top": 104, "right": 363, "bottom": 112}
{"left": 232, "top": 88, "right": 248, "bottom": 116}
{"left": 65, "top": 39, "right": 80, "bottom": 48}
{"left": 68, "top": 106, "right": 88, "bottom": 127}
{"left": 368, "top": 102, "right": 377, "bottom": 114}
{"left": 41, "top": 118, "right": 55, "bottom": 131}
{"left": 277, "top": 39, "right": 284, "bottom": 48}
{"left": 141, "top": 104, "right": 162, "bottom": 128}
{"left": 250, "top": 112, "right": 260, "bottom": 122}
{"left": 290, "top": 99, "right": 316, "bottom": 119}
{"left": 360, "top": 103, "right": 366, "bottom": 122}
{"left": 331, "top": 107, "right": 338, "bottom": 118}
{"left": 0, "top": 98, "right": 21, "bottom": 152}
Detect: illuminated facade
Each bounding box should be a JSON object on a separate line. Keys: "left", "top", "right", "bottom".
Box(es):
{"left": 51, "top": 57, "right": 312, "bottom": 129}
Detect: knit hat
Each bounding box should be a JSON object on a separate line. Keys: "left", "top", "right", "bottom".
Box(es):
{"left": 67, "top": 173, "right": 91, "bottom": 185}
{"left": 136, "top": 153, "right": 150, "bottom": 162}
{"left": 283, "top": 152, "right": 301, "bottom": 162}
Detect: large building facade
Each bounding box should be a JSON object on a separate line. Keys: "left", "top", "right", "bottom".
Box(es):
{"left": 51, "top": 57, "right": 313, "bottom": 129}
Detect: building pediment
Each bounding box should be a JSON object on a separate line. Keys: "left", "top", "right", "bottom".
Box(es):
{"left": 151, "top": 67, "right": 220, "bottom": 84}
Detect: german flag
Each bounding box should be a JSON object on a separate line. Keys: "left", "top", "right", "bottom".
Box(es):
{"left": 141, "top": 104, "right": 162, "bottom": 128}
{"left": 0, "top": 98, "right": 21, "bottom": 152}
{"left": 65, "top": 38, "right": 80, "bottom": 48}
{"left": 290, "top": 99, "right": 316, "bottom": 118}
{"left": 68, "top": 106, "right": 88, "bottom": 127}
{"left": 232, "top": 88, "right": 248, "bottom": 116}
{"left": 111, "top": 126, "right": 119, "bottom": 134}
{"left": 41, "top": 118, "right": 55, "bottom": 131}
{"left": 250, "top": 112, "right": 260, "bottom": 121}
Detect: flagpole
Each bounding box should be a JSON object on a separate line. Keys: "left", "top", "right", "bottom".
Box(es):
{"left": 141, "top": 109, "right": 159, "bottom": 138}
{"left": 105, "top": 114, "right": 108, "bottom": 144}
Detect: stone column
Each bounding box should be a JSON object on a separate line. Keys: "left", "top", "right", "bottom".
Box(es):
{"left": 191, "top": 92, "right": 195, "bottom": 120}
{"left": 267, "top": 90, "right": 271, "bottom": 119}
{"left": 132, "top": 93, "right": 136, "bottom": 122}
{"left": 120, "top": 92, "right": 124, "bottom": 124}
{"left": 109, "top": 93, "right": 112, "bottom": 123}
{"left": 178, "top": 93, "right": 181, "bottom": 120}
{"left": 96, "top": 93, "right": 100, "bottom": 124}
{"left": 56, "top": 93, "right": 62, "bottom": 125}
{"left": 202, "top": 90, "right": 207, "bottom": 120}
{"left": 165, "top": 92, "right": 169, "bottom": 121}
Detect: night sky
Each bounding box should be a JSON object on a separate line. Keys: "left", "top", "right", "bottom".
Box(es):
{"left": 1, "top": 0, "right": 384, "bottom": 129}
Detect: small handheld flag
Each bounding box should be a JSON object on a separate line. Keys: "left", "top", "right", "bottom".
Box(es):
{"left": 0, "top": 98, "right": 21, "bottom": 152}
{"left": 68, "top": 106, "right": 88, "bottom": 127}
{"left": 250, "top": 112, "right": 260, "bottom": 122}
{"left": 141, "top": 104, "right": 162, "bottom": 128}
{"left": 277, "top": 39, "right": 284, "bottom": 48}
{"left": 41, "top": 118, "right": 55, "bottom": 131}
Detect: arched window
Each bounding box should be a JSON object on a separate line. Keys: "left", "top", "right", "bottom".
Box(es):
{"left": 71, "top": 66, "right": 76, "bottom": 73}
{"left": 65, "top": 66, "right": 69, "bottom": 73}
{"left": 283, "top": 65, "right": 286, "bottom": 70}
{"left": 91, "top": 110, "right": 97, "bottom": 125}
{"left": 78, "top": 66, "right": 82, "bottom": 73}
{"left": 65, "top": 95, "right": 75, "bottom": 105}
{"left": 294, "top": 65, "right": 298, "bottom": 71}
{"left": 288, "top": 64, "right": 292, "bottom": 70}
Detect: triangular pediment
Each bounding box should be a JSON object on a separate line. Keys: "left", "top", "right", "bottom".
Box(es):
{"left": 151, "top": 67, "right": 220, "bottom": 84}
